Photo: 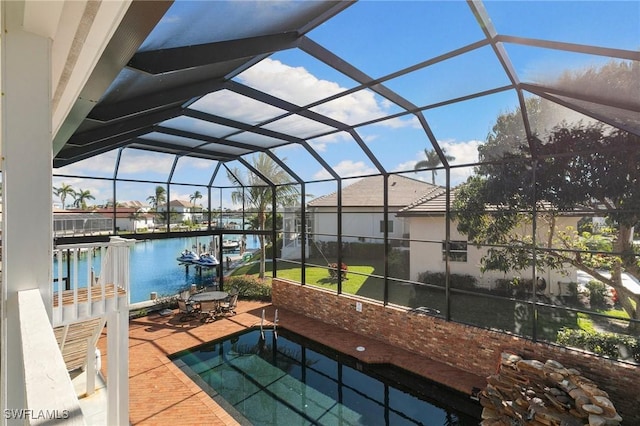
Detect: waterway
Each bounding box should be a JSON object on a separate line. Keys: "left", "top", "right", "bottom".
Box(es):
{"left": 55, "top": 235, "right": 260, "bottom": 304}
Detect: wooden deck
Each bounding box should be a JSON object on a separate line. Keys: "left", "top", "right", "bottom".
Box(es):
{"left": 53, "top": 284, "right": 126, "bottom": 307}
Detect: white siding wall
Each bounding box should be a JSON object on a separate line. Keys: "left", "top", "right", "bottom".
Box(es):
{"left": 311, "top": 207, "right": 408, "bottom": 243}
{"left": 408, "top": 216, "right": 578, "bottom": 294}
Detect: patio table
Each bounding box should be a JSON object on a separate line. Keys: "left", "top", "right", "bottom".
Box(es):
{"left": 189, "top": 291, "right": 229, "bottom": 322}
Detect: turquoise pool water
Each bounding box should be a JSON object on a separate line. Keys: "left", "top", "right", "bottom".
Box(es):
{"left": 171, "top": 328, "right": 481, "bottom": 425}
{"left": 54, "top": 236, "right": 259, "bottom": 303}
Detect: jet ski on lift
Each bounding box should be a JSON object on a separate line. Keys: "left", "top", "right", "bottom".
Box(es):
{"left": 177, "top": 249, "right": 200, "bottom": 264}
{"left": 193, "top": 252, "right": 219, "bottom": 268}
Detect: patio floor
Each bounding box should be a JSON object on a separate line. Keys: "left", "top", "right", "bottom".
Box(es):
{"left": 97, "top": 300, "right": 486, "bottom": 425}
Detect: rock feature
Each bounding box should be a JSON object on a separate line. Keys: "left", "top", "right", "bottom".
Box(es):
{"left": 480, "top": 352, "right": 622, "bottom": 426}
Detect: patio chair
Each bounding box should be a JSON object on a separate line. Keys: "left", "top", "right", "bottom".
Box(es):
{"left": 199, "top": 300, "right": 219, "bottom": 323}
{"left": 219, "top": 289, "right": 239, "bottom": 316}
{"left": 177, "top": 298, "right": 198, "bottom": 322}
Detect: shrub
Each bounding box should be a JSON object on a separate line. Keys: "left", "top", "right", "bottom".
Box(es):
{"left": 388, "top": 249, "right": 410, "bottom": 280}
{"left": 224, "top": 275, "right": 271, "bottom": 301}
{"left": 263, "top": 237, "right": 282, "bottom": 259}
{"left": 417, "top": 271, "right": 477, "bottom": 290}
{"left": 586, "top": 280, "right": 609, "bottom": 308}
{"left": 556, "top": 328, "right": 640, "bottom": 362}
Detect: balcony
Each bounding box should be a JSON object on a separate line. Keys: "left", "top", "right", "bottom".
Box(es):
{"left": 16, "top": 237, "right": 133, "bottom": 425}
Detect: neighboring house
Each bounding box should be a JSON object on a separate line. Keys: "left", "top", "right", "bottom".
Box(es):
{"left": 94, "top": 207, "right": 154, "bottom": 232}
{"left": 307, "top": 175, "right": 442, "bottom": 244}
{"left": 157, "top": 199, "right": 203, "bottom": 223}
{"left": 396, "top": 188, "right": 579, "bottom": 295}
{"left": 53, "top": 208, "right": 113, "bottom": 236}
{"left": 61, "top": 207, "right": 154, "bottom": 233}
{"left": 281, "top": 205, "right": 309, "bottom": 260}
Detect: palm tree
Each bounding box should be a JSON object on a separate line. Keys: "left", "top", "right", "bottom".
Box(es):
{"left": 227, "top": 154, "right": 299, "bottom": 279}
{"left": 53, "top": 183, "right": 75, "bottom": 209}
{"left": 414, "top": 148, "right": 455, "bottom": 184}
{"left": 190, "top": 190, "right": 203, "bottom": 224}
{"left": 146, "top": 185, "right": 167, "bottom": 210}
{"left": 189, "top": 190, "right": 203, "bottom": 206}
{"left": 72, "top": 189, "right": 95, "bottom": 209}
{"left": 128, "top": 210, "right": 143, "bottom": 233}
{"left": 147, "top": 186, "right": 167, "bottom": 230}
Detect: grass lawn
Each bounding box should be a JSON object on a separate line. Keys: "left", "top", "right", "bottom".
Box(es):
{"left": 231, "top": 257, "right": 378, "bottom": 295}
{"left": 231, "top": 256, "right": 590, "bottom": 342}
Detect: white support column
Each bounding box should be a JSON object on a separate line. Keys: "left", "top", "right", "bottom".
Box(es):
{"left": 1, "top": 0, "right": 54, "bottom": 419}
{"left": 106, "top": 308, "right": 129, "bottom": 426}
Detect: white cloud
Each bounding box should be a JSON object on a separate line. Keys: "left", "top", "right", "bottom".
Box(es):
{"left": 313, "top": 160, "right": 378, "bottom": 180}
{"left": 118, "top": 151, "right": 174, "bottom": 175}
{"left": 236, "top": 58, "right": 414, "bottom": 145}
{"left": 56, "top": 151, "right": 118, "bottom": 176}
{"left": 238, "top": 58, "right": 344, "bottom": 107}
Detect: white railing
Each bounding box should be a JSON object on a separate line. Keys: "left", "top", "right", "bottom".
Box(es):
{"left": 52, "top": 236, "right": 134, "bottom": 326}
{"left": 18, "top": 289, "right": 85, "bottom": 425}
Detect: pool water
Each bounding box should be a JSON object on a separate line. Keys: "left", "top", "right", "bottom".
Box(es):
{"left": 54, "top": 236, "right": 259, "bottom": 303}
{"left": 171, "top": 328, "right": 481, "bottom": 425}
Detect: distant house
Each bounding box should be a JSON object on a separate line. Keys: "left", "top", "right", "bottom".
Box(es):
{"left": 62, "top": 207, "right": 154, "bottom": 233}
{"left": 396, "top": 188, "right": 579, "bottom": 295}
{"left": 95, "top": 207, "right": 154, "bottom": 232}
{"left": 157, "top": 200, "right": 203, "bottom": 224}
{"left": 53, "top": 208, "right": 113, "bottom": 236}
{"left": 307, "top": 175, "right": 441, "bottom": 244}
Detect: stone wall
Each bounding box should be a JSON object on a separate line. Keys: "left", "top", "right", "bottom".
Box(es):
{"left": 481, "top": 353, "right": 622, "bottom": 425}
{"left": 272, "top": 278, "right": 640, "bottom": 423}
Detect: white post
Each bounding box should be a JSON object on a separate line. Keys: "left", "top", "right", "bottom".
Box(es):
{"left": 106, "top": 308, "right": 129, "bottom": 425}
{"left": 1, "top": 1, "right": 53, "bottom": 417}
{"left": 85, "top": 338, "right": 95, "bottom": 397}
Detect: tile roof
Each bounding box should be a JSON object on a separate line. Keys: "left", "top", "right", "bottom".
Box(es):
{"left": 308, "top": 175, "right": 441, "bottom": 208}
{"left": 397, "top": 187, "right": 451, "bottom": 216}
{"left": 169, "top": 199, "right": 193, "bottom": 208}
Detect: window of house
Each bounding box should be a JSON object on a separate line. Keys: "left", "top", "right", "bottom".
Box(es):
{"left": 442, "top": 240, "right": 467, "bottom": 262}
{"left": 379, "top": 220, "right": 394, "bottom": 233}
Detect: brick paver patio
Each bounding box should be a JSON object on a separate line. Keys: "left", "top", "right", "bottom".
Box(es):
{"left": 98, "top": 300, "right": 485, "bottom": 425}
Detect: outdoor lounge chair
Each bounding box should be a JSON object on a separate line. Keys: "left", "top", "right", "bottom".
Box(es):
{"left": 199, "top": 300, "right": 219, "bottom": 323}
{"left": 177, "top": 298, "right": 198, "bottom": 322}
{"left": 219, "top": 289, "right": 239, "bottom": 316}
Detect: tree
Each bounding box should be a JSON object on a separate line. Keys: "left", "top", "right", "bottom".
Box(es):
{"left": 72, "top": 189, "right": 95, "bottom": 209}
{"left": 147, "top": 185, "right": 167, "bottom": 227}
{"left": 53, "top": 183, "right": 75, "bottom": 209}
{"left": 189, "top": 190, "right": 203, "bottom": 207}
{"left": 146, "top": 185, "right": 167, "bottom": 210}
{"left": 128, "top": 210, "right": 143, "bottom": 233}
{"left": 414, "top": 148, "right": 455, "bottom": 184}
{"left": 454, "top": 96, "right": 640, "bottom": 331}
{"left": 190, "top": 190, "right": 203, "bottom": 224}
{"left": 227, "top": 154, "right": 299, "bottom": 279}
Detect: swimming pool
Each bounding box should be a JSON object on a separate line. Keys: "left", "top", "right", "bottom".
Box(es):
{"left": 171, "top": 328, "right": 481, "bottom": 425}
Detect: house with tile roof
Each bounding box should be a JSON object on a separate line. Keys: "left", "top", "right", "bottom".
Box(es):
{"left": 396, "top": 188, "right": 579, "bottom": 294}
{"left": 157, "top": 199, "right": 204, "bottom": 224}
{"left": 307, "top": 175, "right": 441, "bottom": 245}
{"left": 60, "top": 207, "right": 155, "bottom": 234}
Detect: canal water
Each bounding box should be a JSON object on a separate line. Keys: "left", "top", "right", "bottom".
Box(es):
{"left": 55, "top": 235, "right": 260, "bottom": 304}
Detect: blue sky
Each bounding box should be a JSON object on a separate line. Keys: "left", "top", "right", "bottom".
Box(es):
{"left": 53, "top": 0, "right": 639, "bottom": 210}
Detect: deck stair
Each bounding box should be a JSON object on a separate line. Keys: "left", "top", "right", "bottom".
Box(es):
{"left": 49, "top": 236, "right": 134, "bottom": 418}
{"left": 53, "top": 317, "right": 106, "bottom": 372}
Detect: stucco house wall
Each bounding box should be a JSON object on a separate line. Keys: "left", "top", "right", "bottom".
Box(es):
{"left": 310, "top": 206, "right": 410, "bottom": 243}
{"left": 406, "top": 215, "right": 578, "bottom": 294}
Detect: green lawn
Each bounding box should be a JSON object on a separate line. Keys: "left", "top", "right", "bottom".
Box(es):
{"left": 231, "top": 257, "right": 379, "bottom": 295}
{"left": 231, "top": 257, "right": 589, "bottom": 341}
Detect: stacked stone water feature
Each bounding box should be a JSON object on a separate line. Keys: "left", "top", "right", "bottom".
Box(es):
{"left": 480, "top": 352, "right": 622, "bottom": 426}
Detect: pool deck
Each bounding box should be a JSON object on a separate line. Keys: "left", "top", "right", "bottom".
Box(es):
{"left": 98, "top": 300, "right": 486, "bottom": 425}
